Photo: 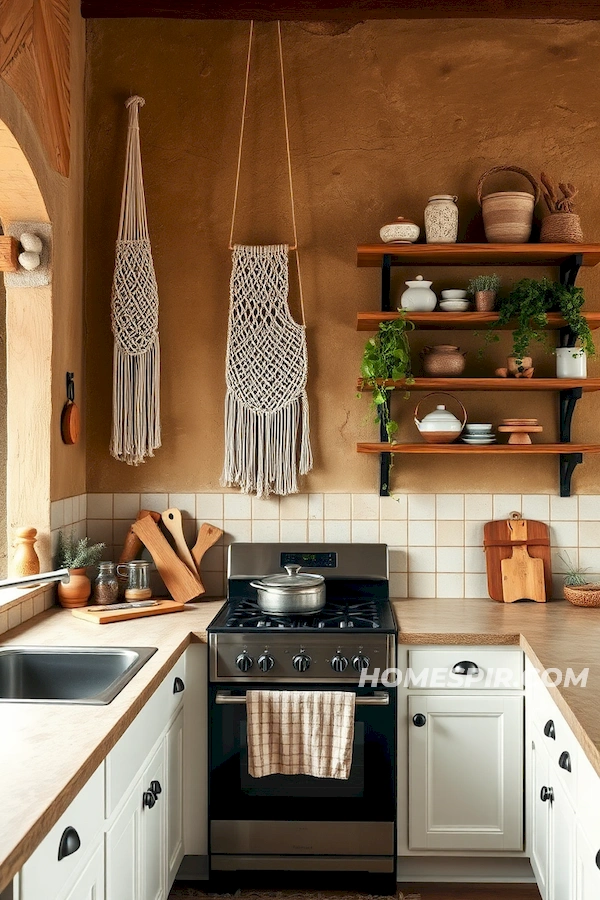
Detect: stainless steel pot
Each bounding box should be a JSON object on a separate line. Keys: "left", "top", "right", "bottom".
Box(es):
{"left": 250, "top": 565, "right": 326, "bottom": 615}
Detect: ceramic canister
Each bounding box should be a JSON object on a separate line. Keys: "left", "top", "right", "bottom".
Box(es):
{"left": 379, "top": 217, "right": 420, "bottom": 244}
{"left": 556, "top": 347, "right": 587, "bottom": 378}
{"left": 424, "top": 195, "right": 459, "bottom": 243}
{"left": 400, "top": 275, "right": 437, "bottom": 311}
{"left": 421, "top": 345, "right": 467, "bottom": 377}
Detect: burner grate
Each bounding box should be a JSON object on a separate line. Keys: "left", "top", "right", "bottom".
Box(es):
{"left": 223, "top": 598, "right": 382, "bottom": 630}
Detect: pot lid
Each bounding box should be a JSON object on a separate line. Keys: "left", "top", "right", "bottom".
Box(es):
{"left": 428, "top": 194, "right": 458, "bottom": 202}
{"left": 405, "top": 274, "right": 433, "bottom": 288}
{"left": 254, "top": 565, "right": 325, "bottom": 591}
{"left": 420, "top": 404, "right": 462, "bottom": 426}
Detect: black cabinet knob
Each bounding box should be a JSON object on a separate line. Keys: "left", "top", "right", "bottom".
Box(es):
{"left": 150, "top": 780, "right": 162, "bottom": 797}
{"left": 413, "top": 713, "right": 427, "bottom": 727}
{"left": 143, "top": 790, "right": 156, "bottom": 809}
{"left": 558, "top": 751, "right": 572, "bottom": 773}
{"left": 544, "top": 719, "right": 556, "bottom": 740}
{"left": 540, "top": 786, "right": 554, "bottom": 803}
{"left": 595, "top": 849, "right": 600, "bottom": 870}
{"left": 173, "top": 676, "right": 185, "bottom": 693}
{"left": 452, "top": 660, "right": 480, "bottom": 675}
{"left": 57, "top": 826, "right": 81, "bottom": 861}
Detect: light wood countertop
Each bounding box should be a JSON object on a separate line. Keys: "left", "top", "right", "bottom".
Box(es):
{"left": 1, "top": 595, "right": 600, "bottom": 892}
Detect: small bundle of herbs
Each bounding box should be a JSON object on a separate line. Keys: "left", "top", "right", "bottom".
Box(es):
{"left": 467, "top": 273, "right": 501, "bottom": 295}
{"left": 358, "top": 311, "right": 415, "bottom": 442}
{"left": 483, "top": 277, "right": 595, "bottom": 363}
{"left": 57, "top": 531, "right": 105, "bottom": 570}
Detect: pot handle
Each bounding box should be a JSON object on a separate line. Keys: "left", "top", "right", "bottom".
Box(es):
{"left": 250, "top": 581, "right": 265, "bottom": 590}
{"left": 477, "top": 165, "right": 540, "bottom": 206}
{"left": 413, "top": 391, "right": 468, "bottom": 431}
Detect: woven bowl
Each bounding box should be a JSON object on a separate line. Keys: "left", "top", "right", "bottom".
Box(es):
{"left": 564, "top": 584, "right": 600, "bottom": 607}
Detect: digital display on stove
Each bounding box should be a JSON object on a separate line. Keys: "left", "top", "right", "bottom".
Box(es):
{"left": 280, "top": 551, "right": 337, "bottom": 568}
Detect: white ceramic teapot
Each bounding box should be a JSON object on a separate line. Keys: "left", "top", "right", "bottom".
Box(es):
{"left": 414, "top": 393, "right": 467, "bottom": 444}
{"left": 400, "top": 275, "right": 437, "bottom": 312}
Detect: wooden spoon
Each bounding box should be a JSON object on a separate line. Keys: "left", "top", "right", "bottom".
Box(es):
{"left": 161, "top": 508, "right": 198, "bottom": 575}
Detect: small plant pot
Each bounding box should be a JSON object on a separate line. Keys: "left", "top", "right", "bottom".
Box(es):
{"left": 556, "top": 347, "right": 587, "bottom": 379}
{"left": 58, "top": 567, "right": 91, "bottom": 608}
{"left": 474, "top": 290, "right": 496, "bottom": 312}
{"left": 564, "top": 583, "right": 600, "bottom": 607}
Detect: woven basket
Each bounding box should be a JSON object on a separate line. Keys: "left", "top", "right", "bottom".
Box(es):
{"left": 540, "top": 212, "right": 583, "bottom": 243}
{"left": 477, "top": 165, "right": 540, "bottom": 243}
{"left": 564, "top": 583, "right": 600, "bottom": 607}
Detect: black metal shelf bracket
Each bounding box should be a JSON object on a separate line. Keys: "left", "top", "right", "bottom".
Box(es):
{"left": 560, "top": 453, "right": 583, "bottom": 497}
{"left": 559, "top": 387, "right": 583, "bottom": 442}
{"left": 379, "top": 253, "right": 393, "bottom": 495}
{"left": 559, "top": 253, "right": 584, "bottom": 288}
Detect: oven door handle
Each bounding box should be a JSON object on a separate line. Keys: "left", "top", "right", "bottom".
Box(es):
{"left": 215, "top": 690, "right": 389, "bottom": 706}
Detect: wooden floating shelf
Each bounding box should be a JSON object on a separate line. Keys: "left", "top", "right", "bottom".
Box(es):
{"left": 357, "top": 377, "right": 600, "bottom": 392}
{"left": 357, "top": 243, "right": 600, "bottom": 268}
{"left": 356, "top": 311, "right": 600, "bottom": 331}
{"left": 0, "top": 236, "right": 19, "bottom": 273}
{"left": 357, "top": 443, "right": 600, "bottom": 455}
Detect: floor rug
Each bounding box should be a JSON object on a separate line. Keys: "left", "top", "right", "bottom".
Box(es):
{"left": 169, "top": 890, "right": 420, "bottom": 900}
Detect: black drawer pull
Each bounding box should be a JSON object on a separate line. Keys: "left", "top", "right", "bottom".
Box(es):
{"left": 544, "top": 719, "right": 556, "bottom": 740}
{"left": 559, "top": 751, "right": 572, "bottom": 773}
{"left": 596, "top": 849, "right": 600, "bottom": 870}
{"left": 413, "top": 713, "right": 427, "bottom": 727}
{"left": 58, "top": 826, "right": 81, "bottom": 861}
{"left": 150, "top": 780, "right": 162, "bottom": 797}
{"left": 452, "top": 660, "right": 479, "bottom": 675}
{"left": 173, "top": 676, "right": 185, "bottom": 694}
{"left": 143, "top": 790, "right": 156, "bottom": 809}
{"left": 540, "top": 786, "right": 554, "bottom": 803}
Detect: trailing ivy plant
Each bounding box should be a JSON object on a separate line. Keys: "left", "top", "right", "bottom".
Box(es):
{"left": 483, "top": 278, "right": 596, "bottom": 363}
{"left": 358, "top": 311, "right": 415, "bottom": 442}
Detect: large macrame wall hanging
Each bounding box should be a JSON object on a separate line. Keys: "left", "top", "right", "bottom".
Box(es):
{"left": 221, "top": 22, "right": 312, "bottom": 498}
{"left": 110, "top": 95, "right": 161, "bottom": 466}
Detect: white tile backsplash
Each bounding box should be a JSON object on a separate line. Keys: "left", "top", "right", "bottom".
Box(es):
{"left": 408, "top": 494, "right": 436, "bottom": 520}
{"left": 436, "top": 494, "right": 464, "bottom": 520}
{"left": 352, "top": 494, "right": 379, "bottom": 520}
{"left": 224, "top": 494, "right": 252, "bottom": 519}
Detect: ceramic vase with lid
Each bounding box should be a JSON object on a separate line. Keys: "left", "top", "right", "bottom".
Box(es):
{"left": 424, "top": 195, "right": 459, "bottom": 243}
{"left": 400, "top": 275, "right": 437, "bottom": 311}
{"left": 414, "top": 392, "right": 467, "bottom": 443}
{"left": 379, "top": 217, "right": 420, "bottom": 244}
{"left": 421, "top": 345, "right": 467, "bottom": 377}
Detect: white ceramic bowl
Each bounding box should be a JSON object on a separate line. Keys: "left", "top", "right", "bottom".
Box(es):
{"left": 441, "top": 289, "right": 467, "bottom": 300}
{"left": 439, "top": 300, "right": 470, "bottom": 312}
{"left": 464, "top": 424, "right": 493, "bottom": 433}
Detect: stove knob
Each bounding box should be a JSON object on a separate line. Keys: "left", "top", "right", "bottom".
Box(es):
{"left": 257, "top": 653, "right": 275, "bottom": 672}
{"left": 235, "top": 652, "right": 253, "bottom": 672}
{"left": 331, "top": 654, "right": 348, "bottom": 673}
{"left": 352, "top": 654, "right": 370, "bottom": 671}
{"left": 292, "top": 653, "right": 311, "bottom": 672}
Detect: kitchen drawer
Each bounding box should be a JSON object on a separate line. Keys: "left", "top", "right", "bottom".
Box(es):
{"left": 18, "top": 764, "right": 104, "bottom": 900}
{"left": 407, "top": 646, "right": 523, "bottom": 690}
{"left": 528, "top": 676, "right": 578, "bottom": 806}
{"left": 105, "top": 651, "right": 186, "bottom": 817}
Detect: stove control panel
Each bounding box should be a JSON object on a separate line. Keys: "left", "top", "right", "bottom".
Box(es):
{"left": 209, "top": 633, "right": 395, "bottom": 683}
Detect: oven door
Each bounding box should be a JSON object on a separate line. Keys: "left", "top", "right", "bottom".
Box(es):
{"left": 209, "top": 684, "right": 396, "bottom": 870}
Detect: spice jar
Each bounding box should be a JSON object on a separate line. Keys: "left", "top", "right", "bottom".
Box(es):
{"left": 117, "top": 559, "right": 152, "bottom": 601}
{"left": 92, "top": 562, "right": 119, "bottom": 605}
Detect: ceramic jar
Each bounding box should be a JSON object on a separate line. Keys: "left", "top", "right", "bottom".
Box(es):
{"left": 424, "top": 195, "right": 459, "bottom": 243}
{"left": 474, "top": 290, "right": 496, "bottom": 312}
{"left": 58, "top": 567, "right": 91, "bottom": 608}
{"left": 556, "top": 347, "right": 587, "bottom": 378}
{"left": 400, "top": 275, "right": 437, "bottom": 311}
{"left": 414, "top": 394, "right": 467, "bottom": 444}
{"left": 11, "top": 527, "right": 40, "bottom": 578}
{"left": 421, "top": 345, "right": 467, "bottom": 377}
{"left": 379, "top": 217, "right": 420, "bottom": 244}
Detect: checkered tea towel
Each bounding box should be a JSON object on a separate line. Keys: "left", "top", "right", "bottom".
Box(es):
{"left": 247, "top": 690, "right": 355, "bottom": 780}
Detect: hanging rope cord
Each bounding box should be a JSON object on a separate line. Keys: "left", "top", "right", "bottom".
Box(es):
{"left": 118, "top": 96, "right": 150, "bottom": 242}
{"left": 228, "top": 20, "right": 306, "bottom": 325}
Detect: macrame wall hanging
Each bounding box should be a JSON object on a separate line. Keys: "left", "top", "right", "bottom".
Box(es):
{"left": 110, "top": 95, "right": 161, "bottom": 466}
{"left": 221, "top": 22, "right": 312, "bottom": 498}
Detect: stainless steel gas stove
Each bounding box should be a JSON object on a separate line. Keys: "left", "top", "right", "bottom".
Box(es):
{"left": 207, "top": 543, "right": 397, "bottom": 886}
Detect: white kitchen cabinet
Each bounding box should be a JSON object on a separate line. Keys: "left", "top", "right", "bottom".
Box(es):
{"left": 577, "top": 825, "right": 600, "bottom": 900}
{"left": 550, "top": 777, "right": 576, "bottom": 900}
{"left": 408, "top": 693, "right": 523, "bottom": 851}
{"left": 140, "top": 743, "right": 166, "bottom": 900}
{"left": 61, "top": 844, "right": 104, "bottom": 900}
{"left": 105, "top": 781, "right": 140, "bottom": 900}
{"left": 529, "top": 731, "right": 550, "bottom": 899}
{"left": 166, "top": 707, "right": 184, "bottom": 886}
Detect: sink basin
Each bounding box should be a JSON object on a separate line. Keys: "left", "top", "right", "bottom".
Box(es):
{"left": 0, "top": 646, "right": 157, "bottom": 705}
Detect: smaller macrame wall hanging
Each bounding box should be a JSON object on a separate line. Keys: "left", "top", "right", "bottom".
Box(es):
{"left": 110, "top": 95, "right": 161, "bottom": 466}
{"left": 221, "top": 22, "right": 312, "bottom": 498}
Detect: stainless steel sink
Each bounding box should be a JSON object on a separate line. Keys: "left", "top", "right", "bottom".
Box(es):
{"left": 0, "top": 646, "right": 157, "bottom": 705}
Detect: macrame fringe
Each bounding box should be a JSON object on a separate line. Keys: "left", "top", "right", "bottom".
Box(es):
{"left": 110, "top": 334, "right": 161, "bottom": 466}
{"left": 221, "top": 391, "right": 312, "bottom": 498}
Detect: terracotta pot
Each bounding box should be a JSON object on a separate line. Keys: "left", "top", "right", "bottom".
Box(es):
{"left": 507, "top": 355, "right": 533, "bottom": 376}
{"left": 474, "top": 290, "right": 496, "bottom": 312}
{"left": 58, "top": 567, "right": 91, "bottom": 608}
{"left": 420, "top": 345, "right": 466, "bottom": 377}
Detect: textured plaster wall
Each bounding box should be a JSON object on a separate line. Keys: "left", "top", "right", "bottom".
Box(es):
{"left": 86, "top": 18, "right": 600, "bottom": 495}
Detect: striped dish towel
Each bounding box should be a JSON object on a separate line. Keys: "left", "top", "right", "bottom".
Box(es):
{"left": 247, "top": 690, "right": 356, "bottom": 780}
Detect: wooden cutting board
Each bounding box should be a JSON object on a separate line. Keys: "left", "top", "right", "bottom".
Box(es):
{"left": 72, "top": 599, "right": 185, "bottom": 624}
{"left": 132, "top": 515, "right": 203, "bottom": 602}
{"left": 500, "top": 518, "right": 546, "bottom": 603}
{"left": 484, "top": 514, "right": 551, "bottom": 602}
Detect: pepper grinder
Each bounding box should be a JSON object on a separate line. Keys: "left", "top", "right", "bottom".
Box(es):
{"left": 12, "top": 527, "right": 40, "bottom": 578}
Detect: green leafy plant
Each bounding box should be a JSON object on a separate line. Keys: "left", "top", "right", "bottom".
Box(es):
{"left": 57, "top": 531, "right": 105, "bottom": 569}
{"left": 467, "top": 273, "right": 501, "bottom": 295}
{"left": 358, "top": 311, "right": 415, "bottom": 442}
{"left": 483, "top": 278, "right": 596, "bottom": 363}
{"left": 558, "top": 551, "right": 592, "bottom": 587}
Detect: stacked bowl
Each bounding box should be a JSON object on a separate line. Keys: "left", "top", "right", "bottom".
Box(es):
{"left": 439, "top": 290, "right": 470, "bottom": 312}
{"left": 462, "top": 423, "right": 496, "bottom": 445}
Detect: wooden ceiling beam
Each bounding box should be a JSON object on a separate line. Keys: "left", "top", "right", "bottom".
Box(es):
{"left": 80, "top": 0, "right": 600, "bottom": 20}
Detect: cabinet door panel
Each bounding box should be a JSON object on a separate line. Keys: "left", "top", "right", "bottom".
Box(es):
{"left": 141, "top": 743, "right": 166, "bottom": 900}
{"left": 408, "top": 694, "right": 523, "bottom": 851}
{"left": 105, "top": 780, "right": 140, "bottom": 900}
{"left": 551, "top": 778, "right": 575, "bottom": 900}
{"left": 61, "top": 844, "right": 104, "bottom": 900}
{"left": 530, "top": 732, "right": 550, "bottom": 900}
{"left": 166, "top": 708, "right": 184, "bottom": 889}
{"left": 577, "top": 825, "right": 600, "bottom": 900}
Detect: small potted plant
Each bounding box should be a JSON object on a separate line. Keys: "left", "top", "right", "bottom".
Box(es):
{"left": 467, "top": 273, "right": 501, "bottom": 312}
{"left": 56, "top": 531, "right": 105, "bottom": 608}
{"left": 559, "top": 552, "right": 600, "bottom": 607}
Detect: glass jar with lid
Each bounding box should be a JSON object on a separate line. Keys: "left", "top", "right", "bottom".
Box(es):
{"left": 92, "top": 562, "right": 119, "bottom": 605}
{"left": 117, "top": 560, "right": 152, "bottom": 601}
